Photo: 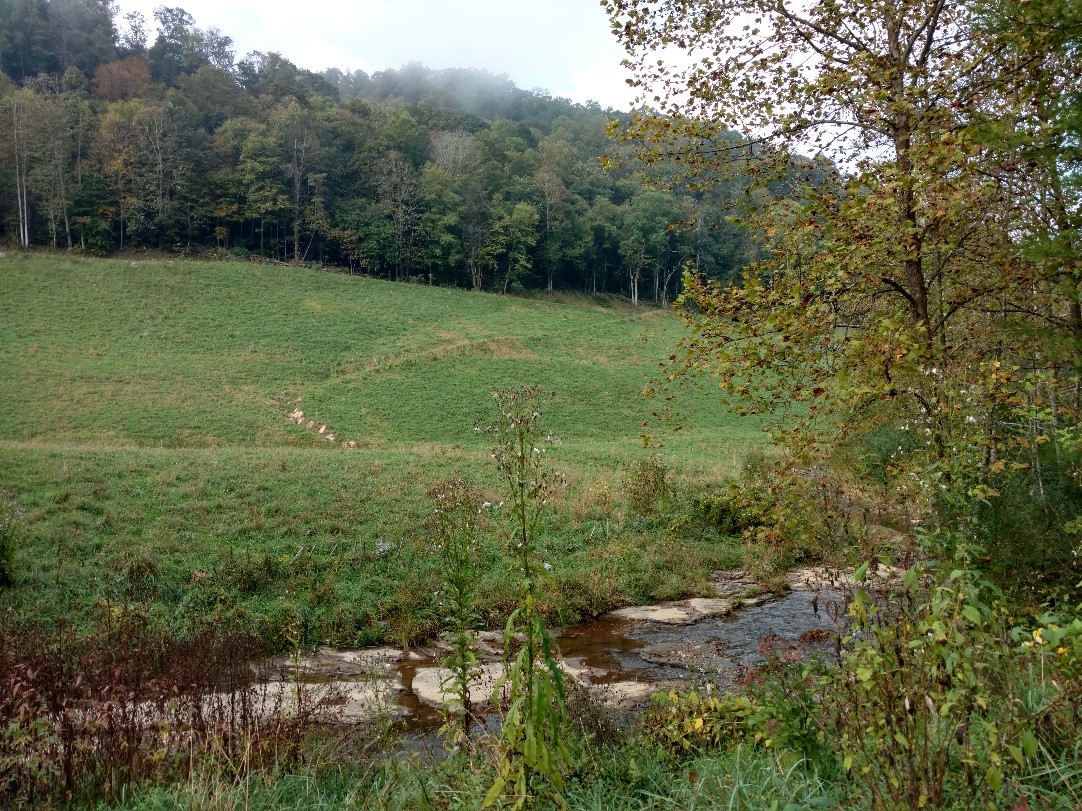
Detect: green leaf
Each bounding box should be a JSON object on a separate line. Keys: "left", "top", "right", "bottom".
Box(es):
{"left": 483, "top": 774, "right": 506, "bottom": 808}
{"left": 962, "top": 605, "right": 982, "bottom": 625}
{"left": 1021, "top": 730, "right": 1039, "bottom": 759}
{"left": 854, "top": 561, "right": 870, "bottom": 582}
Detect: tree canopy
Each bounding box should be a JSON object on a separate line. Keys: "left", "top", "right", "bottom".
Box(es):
{"left": 607, "top": 0, "right": 1082, "bottom": 566}
{"left": 0, "top": 4, "right": 795, "bottom": 303}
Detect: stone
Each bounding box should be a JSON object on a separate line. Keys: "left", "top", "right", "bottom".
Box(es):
{"left": 608, "top": 605, "right": 695, "bottom": 624}
{"left": 638, "top": 641, "right": 735, "bottom": 675}
{"left": 602, "top": 681, "right": 662, "bottom": 707}
{"left": 257, "top": 646, "right": 404, "bottom": 679}
{"left": 607, "top": 597, "right": 734, "bottom": 625}
{"left": 709, "top": 569, "right": 762, "bottom": 599}
{"left": 409, "top": 663, "right": 504, "bottom": 708}
{"left": 684, "top": 598, "right": 734, "bottom": 618}
{"left": 256, "top": 678, "right": 404, "bottom": 724}
{"left": 787, "top": 564, "right": 902, "bottom": 592}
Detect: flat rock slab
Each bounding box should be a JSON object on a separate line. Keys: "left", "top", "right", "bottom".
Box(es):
{"left": 410, "top": 663, "right": 505, "bottom": 709}
{"left": 608, "top": 604, "right": 696, "bottom": 624}
{"left": 787, "top": 564, "right": 903, "bottom": 592}
{"left": 637, "top": 641, "right": 736, "bottom": 675}
{"left": 598, "top": 680, "right": 663, "bottom": 708}
{"left": 561, "top": 657, "right": 669, "bottom": 708}
{"left": 559, "top": 656, "right": 601, "bottom": 684}
{"left": 206, "top": 678, "right": 405, "bottom": 724}
{"left": 259, "top": 646, "right": 404, "bottom": 679}
{"left": 685, "top": 597, "right": 735, "bottom": 616}
{"left": 710, "top": 570, "right": 762, "bottom": 599}
{"left": 608, "top": 597, "right": 736, "bottom": 625}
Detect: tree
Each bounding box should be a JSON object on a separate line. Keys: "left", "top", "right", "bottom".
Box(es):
{"left": 495, "top": 201, "right": 540, "bottom": 293}
{"left": 620, "top": 190, "right": 679, "bottom": 306}
{"left": 146, "top": 6, "right": 233, "bottom": 84}
{"left": 5, "top": 86, "right": 33, "bottom": 248}
{"left": 418, "top": 163, "right": 464, "bottom": 284}
{"left": 93, "top": 100, "right": 139, "bottom": 249}
{"left": 93, "top": 57, "right": 150, "bottom": 102}
{"left": 25, "top": 83, "right": 81, "bottom": 248}
{"left": 271, "top": 98, "right": 325, "bottom": 261}
{"left": 212, "top": 117, "right": 288, "bottom": 253}
{"left": 606, "top": 0, "right": 1079, "bottom": 481}
{"left": 376, "top": 150, "right": 422, "bottom": 281}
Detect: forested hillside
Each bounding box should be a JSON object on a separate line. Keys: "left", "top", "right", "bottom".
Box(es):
{"left": 0, "top": 1, "right": 762, "bottom": 302}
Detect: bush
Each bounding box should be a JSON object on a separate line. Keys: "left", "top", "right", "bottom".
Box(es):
{"left": 974, "top": 446, "right": 1082, "bottom": 598}
{"left": 694, "top": 454, "right": 844, "bottom": 585}
{"left": 0, "top": 497, "right": 22, "bottom": 588}
{"left": 0, "top": 614, "right": 316, "bottom": 808}
{"left": 641, "top": 690, "right": 762, "bottom": 756}
{"left": 623, "top": 455, "right": 668, "bottom": 516}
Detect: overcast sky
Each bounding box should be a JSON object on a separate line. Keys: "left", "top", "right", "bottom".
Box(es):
{"left": 116, "top": 0, "right": 639, "bottom": 110}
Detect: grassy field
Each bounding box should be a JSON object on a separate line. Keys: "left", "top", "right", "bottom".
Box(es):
{"left": 0, "top": 252, "right": 765, "bottom": 646}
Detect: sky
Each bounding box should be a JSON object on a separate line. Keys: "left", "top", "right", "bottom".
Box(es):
{"left": 115, "top": 0, "right": 640, "bottom": 110}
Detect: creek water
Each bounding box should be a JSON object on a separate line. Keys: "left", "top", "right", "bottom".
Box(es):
{"left": 254, "top": 574, "right": 849, "bottom": 733}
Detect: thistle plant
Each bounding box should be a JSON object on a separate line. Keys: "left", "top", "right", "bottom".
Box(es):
{"left": 482, "top": 386, "right": 569, "bottom": 810}
{"left": 427, "top": 477, "right": 484, "bottom": 742}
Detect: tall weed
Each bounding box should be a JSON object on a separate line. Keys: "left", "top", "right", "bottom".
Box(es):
{"left": 482, "top": 386, "right": 570, "bottom": 810}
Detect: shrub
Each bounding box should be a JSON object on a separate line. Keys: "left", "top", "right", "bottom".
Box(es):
{"left": 623, "top": 454, "right": 668, "bottom": 516}
{"left": 427, "top": 477, "right": 484, "bottom": 741}
{"left": 641, "top": 690, "right": 761, "bottom": 756}
{"left": 0, "top": 496, "right": 22, "bottom": 588}
{"left": 824, "top": 542, "right": 1082, "bottom": 811}
{"left": 695, "top": 454, "right": 845, "bottom": 585}
{"left": 0, "top": 614, "right": 319, "bottom": 808}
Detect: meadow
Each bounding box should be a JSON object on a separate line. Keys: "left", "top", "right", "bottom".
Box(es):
{"left": 0, "top": 252, "right": 765, "bottom": 646}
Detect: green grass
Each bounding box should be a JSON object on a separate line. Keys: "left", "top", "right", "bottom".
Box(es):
{"left": 95, "top": 744, "right": 842, "bottom": 811}
{"left": 0, "top": 253, "right": 764, "bottom": 645}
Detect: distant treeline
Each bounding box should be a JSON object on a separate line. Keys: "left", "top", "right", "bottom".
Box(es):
{"left": 0, "top": 1, "right": 787, "bottom": 302}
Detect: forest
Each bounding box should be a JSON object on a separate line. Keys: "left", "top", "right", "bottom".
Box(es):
{"left": 0, "top": 0, "right": 764, "bottom": 304}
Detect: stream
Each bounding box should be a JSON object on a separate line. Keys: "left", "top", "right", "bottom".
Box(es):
{"left": 250, "top": 568, "right": 854, "bottom": 732}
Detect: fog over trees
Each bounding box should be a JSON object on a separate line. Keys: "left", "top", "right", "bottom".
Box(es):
{"left": 0, "top": 1, "right": 789, "bottom": 301}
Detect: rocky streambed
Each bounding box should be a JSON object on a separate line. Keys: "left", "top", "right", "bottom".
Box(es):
{"left": 246, "top": 567, "right": 877, "bottom": 731}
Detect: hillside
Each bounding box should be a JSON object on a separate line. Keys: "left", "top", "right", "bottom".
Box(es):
{"left": 0, "top": 253, "right": 764, "bottom": 646}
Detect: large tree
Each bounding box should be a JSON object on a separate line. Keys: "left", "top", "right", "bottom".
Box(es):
{"left": 606, "top": 0, "right": 1080, "bottom": 482}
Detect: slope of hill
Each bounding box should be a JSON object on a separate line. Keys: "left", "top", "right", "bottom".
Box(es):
{"left": 0, "top": 253, "right": 764, "bottom": 645}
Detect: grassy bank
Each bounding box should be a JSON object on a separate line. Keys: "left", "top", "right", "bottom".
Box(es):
{"left": 0, "top": 253, "right": 763, "bottom": 645}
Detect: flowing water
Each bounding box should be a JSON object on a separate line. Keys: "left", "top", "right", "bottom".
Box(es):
{"left": 253, "top": 571, "right": 850, "bottom": 733}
